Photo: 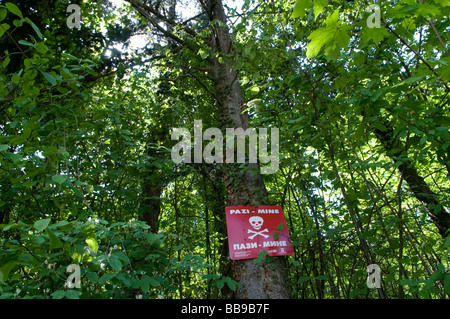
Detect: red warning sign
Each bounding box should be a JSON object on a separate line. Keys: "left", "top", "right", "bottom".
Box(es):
{"left": 225, "top": 205, "right": 294, "bottom": 260}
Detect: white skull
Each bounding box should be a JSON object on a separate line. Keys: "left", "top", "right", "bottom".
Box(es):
{"left": 249, "top": 216, "right": 264, "bottom": 230}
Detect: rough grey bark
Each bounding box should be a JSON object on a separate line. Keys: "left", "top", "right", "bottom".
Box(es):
{"left": 204, "top": 0, "right": 290, "bottom": 299}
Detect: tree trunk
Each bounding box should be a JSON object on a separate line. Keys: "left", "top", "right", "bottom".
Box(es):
{"left": 134, "top": 0, "right": 177, "bottom": 233}
{"left": 139, "top": 173, "right": 162, "bottom": 232}
{"left": 128, "top": 0, "right": 290, "bottom": 299}
{"left": 204, "top": 0, "right": 289, "bottom": 299}
{"left": 374, "top": 122, "right": 450, "bottom": 237}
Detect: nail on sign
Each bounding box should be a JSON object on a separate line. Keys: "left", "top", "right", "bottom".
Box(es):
{"left": 225, "top": 205, "right": 294, "bottom": 260}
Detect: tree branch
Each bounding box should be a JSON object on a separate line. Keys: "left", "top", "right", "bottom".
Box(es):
{"left": 126, "top": 0, "right": 196, "bottom": 52}
{"left": 384, "top": 22, "right": 450, "bottom": 92}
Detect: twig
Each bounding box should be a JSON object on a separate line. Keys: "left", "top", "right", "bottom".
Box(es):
{"left": 384, "top": 22, "right": 450, "bottom": 92}
{"left": 416, "top": 0, "right": 450, "bottom": 56}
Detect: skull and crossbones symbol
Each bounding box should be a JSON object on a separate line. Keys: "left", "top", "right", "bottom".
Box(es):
{"left": 248, "top": 216, "right": 269, "bottom": 239}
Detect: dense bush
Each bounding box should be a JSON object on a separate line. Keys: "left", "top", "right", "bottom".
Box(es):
{"left": 0, "top": 218, "right": 175, "bottom": 298}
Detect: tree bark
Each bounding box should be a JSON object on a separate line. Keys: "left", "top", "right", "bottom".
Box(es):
{"left": 204, "top": 0, "right": 289, "bottom": 299}
{"left": 128, "top": 0, "right": 290, "bottom": 299}
{"left": 374, "top": 122, "right": 450, "bottom": 237}
{"left": 139, "top": 174, "right": 162, "bottom": 232}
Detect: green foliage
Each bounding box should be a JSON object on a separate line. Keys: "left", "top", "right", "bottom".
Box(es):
{"left": 0, "top": 218, "right": 173, "bottom": 298}
{"left": 1, "top": 0, "right": 449, "bottom": 299}
{"left": 292, "top": 0, "right": 313, "bottom": 19}
{"left": 234, "top": 0, "right": 450, "bottom": 299}
{"left": 306, "top": 10, "right": 351, "bottom": 60}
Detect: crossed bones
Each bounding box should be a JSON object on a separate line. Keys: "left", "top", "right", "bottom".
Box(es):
{"left": 248, "top": 228, "right": 269, "bottom": 239}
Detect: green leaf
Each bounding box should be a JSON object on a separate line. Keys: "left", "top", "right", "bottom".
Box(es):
{"left": 437, "top": 0, "right": 450, "bottom": 6}
{"left": 98, "top": 273, "right": 114, "bottom": 285}
{"left": 5, "top": 152, "right": 22, "bottom": 163}
{"left": 13, "top": 18, "right": 24, "bottom": 27}
{"left": 52, "top": 220, "right": 70, "bottom": 228}
{"left": 64, "top": 290, "right": 81, "bottom": 299}
{"left": 87, "top": 272, "right": 99, "bottom": 283}
{"left": 0, "top": 8, "right": 7, "bottom": 22}
{"left": 141, "top": 275, "right": 159, "bottom": 291}
{"left": 350, "top": 287, "right": 366, "bottom": 298}
{"left": 253, "top": 250, "right": 268, "bottom": 263}
{"left": 370, "top": 89, "right": 383, "bottom": 102}
{"left": 46, "top": 228, "right": 63, "bottom": 250}
{"left": 112, "top": 251, "right": 130, "bottom": 265}
{"left": 69, "top": 184, "right": 83, "bottom": 197}
{"left": 140, "top": 278, "right": 150, "bottom": 292}
{"left": 373, "top": 121, "right": 387, "bottom": 132}
{"left": 148, "top": 277, "right": 160, "bottom": 287}
{"left": 313, "top": 0, "right": 327, "bottom": 19}
{"left": 399, "top": 279, "right": 418, "bottom": 287}
{"left": 0, "top": 261, "right": 16, "bottom": 282}
{"left": 29, "top": 21, "right": 43, "bottom": 39}
{"left": 42, "top": 71, "right": 57, "bottom": 86}
{"left": 52, "top": 174, "right": 68, "bottom": 185}
{"left": 197, "top": 49, "right": 209, "bottom": 59}
{"left": 11, "top": 74, "right": 20, "bottom": 82}
{"left": 420, "top": 135, "right": 427, "bottom": 145}
{"left": 0, "top": 23, "right": 10, "bottom": 38}
{"left": 306, "top": 26, "right": 335, "bottom": 58}
{"left": 34, "top": 218, "right": 51, "bottom": 232}
{"left": 5, "top": 2, "right": 22, "bottom": 18}
{"left": 85, "top": 237, "right": 98, "bottom": 254}
{"left": 51, "top": 290, "right": 65, "bottom": 299}
{"left": 258, "top": 250, "right": 268, "bottom": 257}
{"left": 216, "top": 278, "right": 225, "bottom": 289}
{"left": 277, "top": 222, "right": 284, "bottom": 232}
{"left": 224, "top": 276, "right": 240, "bottom": 290}
{"left": 297, "top": 276, "right": 313, "bottom": 284}
{"left": 35, "top": 42, "right": 48, "bottom": 54}
{"left": 273, "top": 222, "right": 285, "bottom": 240}
{"left": 2, "top": 223, "right": 16, "bottom": 231}
{"left": 361, "top": 27, "right": 389, "bottom": 46}
{"left": 292, "top": 0, "right": 313, "bottom": 18}
{"left": 0, "top": 144, "right": 8, "bottom": 152}
{"left": 306, "top": 10, "right": 350, "bottom": 60}
{"left": 416, "top": 3, "right": 440, "bottom": 18}
{"left": 444, "top": 235, "right": 450, "bottom": 248}
{"left": 325, "top": 9, "right": 340, "bottom": 25}
{"left": 108, "top": 255, "right": 122, "bottom": 271}
{"left": 2, "top": 55, "right": 10, "bottom": 68}
{"left": 62, "top": 52, "right": 78, "bottom": 60}
{"left": 249, "top": 86, "right": 260, "bottom": 94}
{"left": 307, "top": 228, "right": 319, "bottom": 239}
{"left": 18, "top": 39, "right": 34, "bottom": 46}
